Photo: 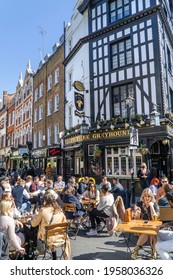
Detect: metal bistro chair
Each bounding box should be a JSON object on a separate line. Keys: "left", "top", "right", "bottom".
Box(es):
{"left": 42, "top": 222, "right": 70, "bottom": 260}
{"left": 63, "top": 203, "right": 85, "bottom": 240}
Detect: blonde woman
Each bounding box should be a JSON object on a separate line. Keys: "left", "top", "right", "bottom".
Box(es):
{"left": 0, "top": 200, "right": 25, "bottom": 254}
{"left": 131, "top": 188, "right": 160, "bottom": 260}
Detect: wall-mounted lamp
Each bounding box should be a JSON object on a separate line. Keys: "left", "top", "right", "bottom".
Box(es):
{"left": 162, "top": 139, "right": 168, "bottom": 145}
{"left": 80, "top": 118, "right": 89, "bottom": 135}
{"left": 110, "top": 124, "right": 114, "bottom": 130}
{"left": 150, "top": 105, "right": 160, "bottom": 126}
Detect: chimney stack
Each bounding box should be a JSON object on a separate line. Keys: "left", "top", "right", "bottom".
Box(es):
{"left": 3, "top": 91, "right": 8, "bottom": 106}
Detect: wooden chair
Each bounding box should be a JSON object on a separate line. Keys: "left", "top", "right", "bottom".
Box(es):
{"left": 43, "top": 222, "right": 70, "bottom": 260}
{"left": 63, "top": 203, "right": 85, "bottom": 239}
{"left": 159, "top": 206, "right": 173, "bottom": 222}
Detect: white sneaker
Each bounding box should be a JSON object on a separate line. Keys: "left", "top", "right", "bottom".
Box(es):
{"left": 86, "top": 229, "right": 97, "bottom": 236}
{"left": 78, "top": 224, "right": 85, "bottom": 231}
{"left": 96, "top": 224, "right": 102, "bottom": 231}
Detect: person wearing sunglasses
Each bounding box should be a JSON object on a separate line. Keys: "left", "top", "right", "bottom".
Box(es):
{"left": 137, "top": 162, "right": 150, "bottom": 191}
{"left": 99, "top": 176, "right": 111, "bottom": 192}
{"left": 156, "top": 176, "right": 169, "bottom": 203}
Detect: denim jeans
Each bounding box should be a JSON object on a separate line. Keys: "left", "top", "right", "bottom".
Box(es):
{"left": 156, "top": 230, "right": 173, "bottom": 260}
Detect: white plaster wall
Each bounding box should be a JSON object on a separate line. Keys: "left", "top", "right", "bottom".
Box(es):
{"left": 65, "top": 2, "right": 90, "bottom": 129}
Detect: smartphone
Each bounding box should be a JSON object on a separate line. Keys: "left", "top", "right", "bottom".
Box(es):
{"left": 143, "top": 221, "right": 148, "bottom": 224}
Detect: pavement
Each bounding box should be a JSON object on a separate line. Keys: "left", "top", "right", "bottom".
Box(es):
{"left": 69, "top": 224, "right": 155, "bottom": 260}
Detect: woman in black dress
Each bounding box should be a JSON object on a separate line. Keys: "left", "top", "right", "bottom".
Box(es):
{"left": 131, "top": 188, "right": 159, "bottom": 260}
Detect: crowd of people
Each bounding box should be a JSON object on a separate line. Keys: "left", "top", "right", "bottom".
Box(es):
{"left": 0, "top": 163, "right": 173, "bottom": 260}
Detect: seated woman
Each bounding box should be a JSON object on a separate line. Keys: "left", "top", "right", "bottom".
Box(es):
{"left": 0, "top": 200, "right": 26, "bottom": 254}
{"left": 1, "top": 191, "right": 21, "bottom": 219}
{"left": 131, "top": 188, "right": 160, "bottom": 260}
{"left": 82, "top": 182, "right": 100, "bottom": 203}
{"left": 31, "top": 192, "right": 71, "bottom": 260}
{"left": 156, "top": 191, "right": 173, "bottom": 260}
{"left": 86, "top": 184, "right": 114, "bottom": 236}
{"left": 61, "top": 185, "right": 85, "bottom": 219}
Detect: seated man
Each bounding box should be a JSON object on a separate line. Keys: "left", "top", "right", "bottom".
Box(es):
{"left": 110, "top": 177, "right": 126, "bottom": 205}
{"left": 156, "top": 191, "right": 173, "bottom": 260}
{"left": 77, "top": 176, "right": 90, "bottom": 196}
{"left": 157, "top": 184, "right": 172, "bottom": 207}
{"left": 54, "top": 175, "right": 65, "bottom": 189}
{"left": 99, "top": 176, "right": 111, "bottom": 192}
{"left": 156, "top": 176, "right": 169, "bottom": 203}
{"left": 86, "top": 184, "right": 114, "bottom": 236}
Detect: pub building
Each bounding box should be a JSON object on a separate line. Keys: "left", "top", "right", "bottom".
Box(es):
{"left": 63, "top": 117, "right": 173, "bottom": 187}
{"left": 63, "top": 1, "right": 173, "bottom": 187}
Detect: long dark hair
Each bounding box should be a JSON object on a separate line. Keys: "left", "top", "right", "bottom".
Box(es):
{"left": 88, "top": 182, "right": 97, "bottom": 195}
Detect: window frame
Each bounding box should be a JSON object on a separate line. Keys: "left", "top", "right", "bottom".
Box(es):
{"left": 54, "top": 68, "right": 59, "bottom": 84}
{"left": 47, "top": 127, "right": 51, "bottom": 146}
{"left": 54, "top": 95, "right": 59, "bottom": 112}
{"left": 111, "top": 38, "right": 132, "bottom": 70}
{"left": 47, "top": 99, "right": 52, "bottom": 116}
{"left": 112, "top": 83, "right": 135, "bottom": 118}
{"left": 105, "top": 146, "right": 142, "bottom": 177}
{"left": 47, "top": 75, "right": 52, "bottom": 91}
{"left": 109, "top": 0, "right": 130, "bottom": 24}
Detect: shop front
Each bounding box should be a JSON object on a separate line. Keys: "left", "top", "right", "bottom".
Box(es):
{"left": 47, "top": 147, "right": 62, "bottom": 177}
{"left": 31, "top": 148, "right": 47, "bottom": 170}
{"left": 10, "top": 147, "right": 29, "bottom": 170}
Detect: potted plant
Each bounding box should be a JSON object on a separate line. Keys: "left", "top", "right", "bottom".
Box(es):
{"left": 93, "top": 147, "right": 102, "bottom": 157}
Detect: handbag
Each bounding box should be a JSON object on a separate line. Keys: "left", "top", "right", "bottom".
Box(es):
{"left": 36, "top": 212, "right": 54, "bottom": 254}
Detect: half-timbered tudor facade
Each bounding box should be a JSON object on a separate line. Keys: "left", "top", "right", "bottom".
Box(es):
{"left": 65, "top": 0, "right": 173, "bottom": 184}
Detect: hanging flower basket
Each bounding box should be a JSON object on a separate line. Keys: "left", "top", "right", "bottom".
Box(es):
{"left": 139, "top": 147, "right": 149, "bottom": 156}
{"left": 93, "top": 149, "right": 102, "bottom": 157}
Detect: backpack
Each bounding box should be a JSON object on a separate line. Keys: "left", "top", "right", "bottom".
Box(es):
{"left": 0, "top": 231, "right": 9, "bottom": 260}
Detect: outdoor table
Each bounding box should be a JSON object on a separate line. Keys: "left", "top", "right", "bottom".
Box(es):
{"left": 80, "top": 199, "right": 98, "bottom": 211}
{"left": 114, "top": 219, "right": 162, "bottom": 258}
{"left": 19, "top": 214, "right": 33, "bottom": 225}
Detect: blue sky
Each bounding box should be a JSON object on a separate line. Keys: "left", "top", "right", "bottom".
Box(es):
{"left": 0, "top": 0, "right": 76, "bottom": 97}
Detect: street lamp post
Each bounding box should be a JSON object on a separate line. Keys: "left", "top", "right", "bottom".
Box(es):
{"left": 124, "top": 96, "right": 137, "bottom": 205}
